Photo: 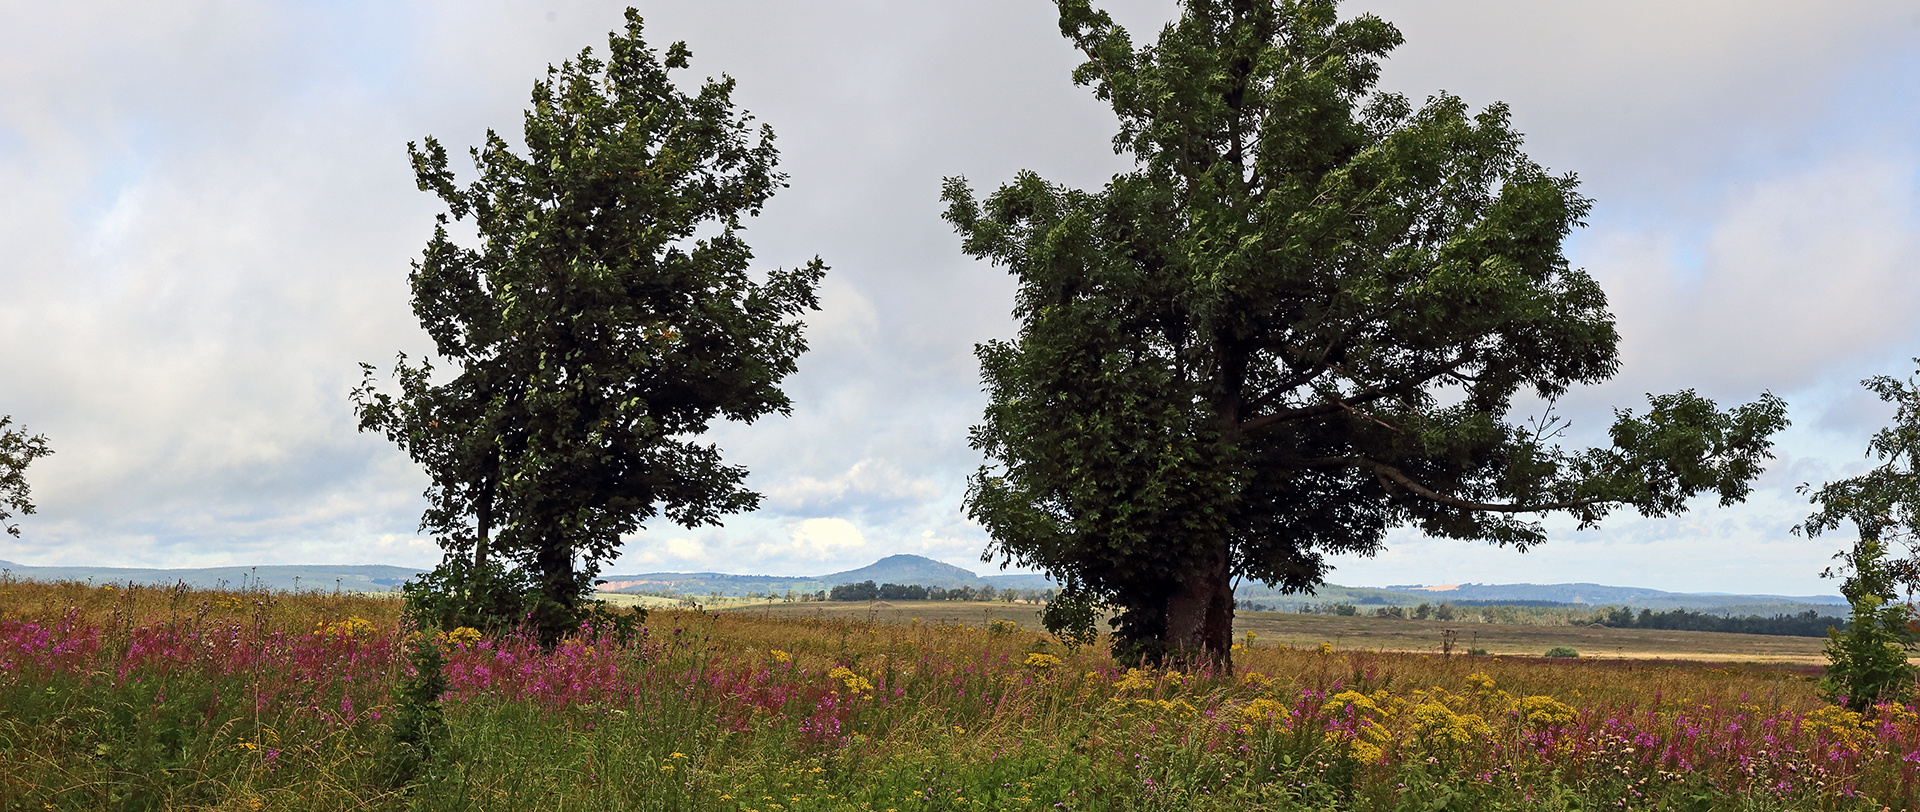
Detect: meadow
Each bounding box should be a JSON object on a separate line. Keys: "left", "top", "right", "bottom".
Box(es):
{"left": 717, "top": 600, "right": 1836, "bottom": 664}
{"left": 2, "top": 578, "right": 1917, "bottom": 811}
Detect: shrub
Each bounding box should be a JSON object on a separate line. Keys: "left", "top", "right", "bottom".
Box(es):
{"left": 1820, "top": 535, "right": 1918, "bottom": 712}
{"left": 1543, "top": 646, "right": 1580, "bottom": 659}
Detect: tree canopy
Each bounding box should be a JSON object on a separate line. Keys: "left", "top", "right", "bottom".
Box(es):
{"left": 0, "top": 415, "right": 52, "bottom": 538}
{"left": 354, "top": 10, "right": 822, "bottom": 638}
{"left": 944, "top": 0, "right": 1786, "bottom": 667}
{"left": 1800, "top": 364, "right": 1920, "bottom": 568}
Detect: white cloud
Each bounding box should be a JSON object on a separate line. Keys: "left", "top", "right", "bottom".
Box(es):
{"left": 1584, "top": 152, "right": 1920, "bottom": 397}
{"left": 760, "top": 517, "right": 868, "bottom": 562}
{"left": 664, "top": 537, "right": 706, "bottom": 561}
{"left": 761, "top": 459, "right": 942, "bottom": 515}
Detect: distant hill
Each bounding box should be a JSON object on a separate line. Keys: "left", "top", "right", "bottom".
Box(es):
{"left": 819, "top": 554, "right": 982, "bottom": 588}
{"left": 598, "top": 554, "right": 1054, "bottom": 596}
{"left": 0, "top": 560, "right": 421, "bottom": 592}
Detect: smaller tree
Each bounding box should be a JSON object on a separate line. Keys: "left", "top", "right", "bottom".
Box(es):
{"left": 1798, "top": 361, "right": 1920, "bottom": 711}
{"left": 0, "top": 416, "right": 53, "bottom": 538}
{"left": 354, "top": 11, "right": 821, "bottom": 641}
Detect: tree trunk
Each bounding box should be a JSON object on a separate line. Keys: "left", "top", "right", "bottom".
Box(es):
{"left": 473, "top": 476, "right": 492, "bottom": 571}
{"left": 533, "top": 540, "right": 578, "bottom": 645}
{"left": 1163, "top": 542, "right": 1234, "bottom": 671}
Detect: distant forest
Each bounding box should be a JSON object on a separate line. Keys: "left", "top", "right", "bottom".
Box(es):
{"left": 828, "top": 580, "right": 1047, "bottom": 603}
{"left": 1595, "top": 607, "right": 1844, "bottom": 637}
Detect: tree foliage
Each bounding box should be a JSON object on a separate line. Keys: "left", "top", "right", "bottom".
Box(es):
{"left": 1798, "top": 363, "right": 1920, "bottom": 711}
{"left": 354, "top": 10, "right": 822, "bottom": 641}
{"left": 0, "top": 415, "right": 52, "bottom": 538}
{"left": 944, "top": 0, "right": 1786, "bottom": 667}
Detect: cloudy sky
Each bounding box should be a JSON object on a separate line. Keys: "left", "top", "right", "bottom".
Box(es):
{"left": 3, "top": 1, "right": 1918, "bottom": 596}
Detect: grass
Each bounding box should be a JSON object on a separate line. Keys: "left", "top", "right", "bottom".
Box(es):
{"left": 726, "top": 599, "right": 1840, "bottom": 663}
{"left": 3, "top": 579, "right": 1918, "bottom": 810}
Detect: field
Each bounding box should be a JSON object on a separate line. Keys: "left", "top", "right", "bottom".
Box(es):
{"left": 4, "top": 579, "right": 1919, "bottom": 811}
{"left": 720, "top": 600, "right": 1836, "bottom": 663}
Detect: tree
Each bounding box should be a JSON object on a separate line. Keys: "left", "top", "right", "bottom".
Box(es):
{"left": 0, "top": 416, "right": 53, "bottom": 538}
{"left": 943, "top": 0, "right": 1787, "bottom": 668}
{"left": 354, "top": 10, "right": 823, "bottom": 640}
{"left": 1797, "top": 364, "right": 1920, "bottom": 710}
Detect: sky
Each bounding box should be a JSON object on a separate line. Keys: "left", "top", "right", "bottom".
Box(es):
{"left": 2, "top": 0, "right": 1918, "bottom": 597}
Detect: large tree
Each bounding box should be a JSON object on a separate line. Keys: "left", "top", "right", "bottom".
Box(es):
{"left": 0, "top": 415, "right": 52, "bottom": 538}
{"left": 944, "top": 0, "right": 1787, "bottom": 668}
{"left": 354, "top": 10, "right": 823, "bottom": 638}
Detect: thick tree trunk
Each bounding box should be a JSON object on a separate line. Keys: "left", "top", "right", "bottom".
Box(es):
{"left": 1163, "top": 542, "right": 1234, "bottom": 671}
{"left": 533, "top": 541, "right": 578, "bottom": 645}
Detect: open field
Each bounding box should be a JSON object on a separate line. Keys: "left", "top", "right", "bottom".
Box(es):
{"left": 721, "top": 600, "right": 1839, "bottom": 664}
{"left": 6, "top": 578, "right": 1920, "bottom": 810}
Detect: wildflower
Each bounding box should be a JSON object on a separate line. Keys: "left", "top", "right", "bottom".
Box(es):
{"left": 770, "top": 649, "right": 792, "bottom": 665}
{"left": 670, "top": 752, "right": 687, "bottom": 759}
{"left": 1237, "top": 697, "right": 1289, "bottom": 729}
{"left": 826, "top": 665, "right": 874, "bottom": 698}
{"left": 1410, "top": 698, "right": 1489, "bottom": 747}
{"left": 1516, "top": 695, "right": 1577, "bottom": 728}
{"left": 1111, "top": 668, "right": 1155, "bottom": 692}
{"left": 1317, "top": 642, "right": 1335, "bottom": 655}
{"left": 1023, "top": 652, "right": 1062, "bottom": 671}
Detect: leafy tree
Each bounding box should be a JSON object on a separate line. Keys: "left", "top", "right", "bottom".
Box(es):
{"left": 1797, "top": 363, "right": 1920, "bottom": 710}
{"left": 943, "top": 0, "right": 1787, "bottom": 668}
{"left": 354, "top": 10, "right": 823, "bottom": 641}
{"left": 0, "top": 415, "right": 52, "bottom": 538}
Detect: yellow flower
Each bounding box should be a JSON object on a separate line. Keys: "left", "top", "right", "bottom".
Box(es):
{"left": 770, "top": 649, "right": 792, "bottom": 665}
{"left": 827, "top": 665, "right": 874, "bottom": 697}
{"left": 1317, "top": 642, "right": 1335, "bottom": 655}
{"left": 1516, "top": 695, "right": 1577, "bottom": 728}
{"left": 1322, "top": 690, "right": 1382, "bottom": 716}
{"left": 1410, "top": 699, "right": 1489, "bottom": 746}
{"left": 1238, "top": 697, "right": 1290, "bottom": 727}
{"left": 1023, "top": 652, "right": 1062, "bottom": 671}
{"left": 670, "top": 752, "right": 686, "bottom": 759}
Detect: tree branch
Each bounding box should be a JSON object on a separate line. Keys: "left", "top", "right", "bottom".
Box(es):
{"left": 1296, "top": 455, "right": 1604, "bottom": 514}
{"left": 1239, "top": 354, "right": 1472, "bottom": 433}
